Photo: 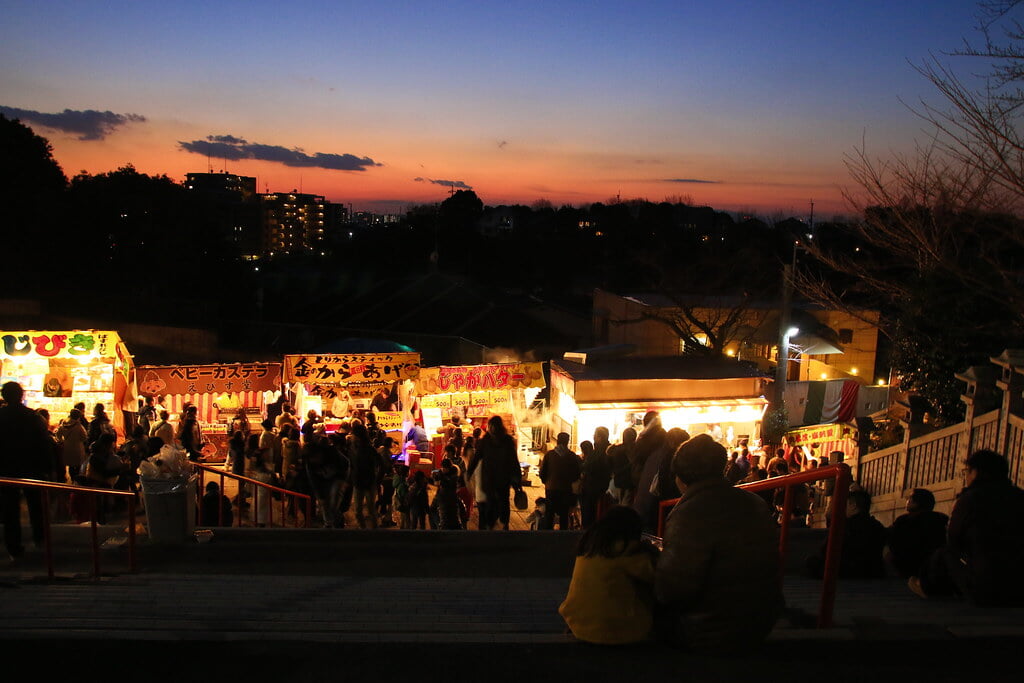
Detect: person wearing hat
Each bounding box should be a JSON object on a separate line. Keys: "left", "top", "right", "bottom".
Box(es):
{"left": 654, "top": 434, "right": 782, "bottom": 653}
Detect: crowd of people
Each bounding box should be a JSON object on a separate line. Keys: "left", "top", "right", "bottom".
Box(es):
{"left": 555, "top": 411, "right": 1024, "bottom": 650}
{"left": 219, "top": 407, "right": 530, "bottom": 531}
{"left": 5, "top": 381, "right": 1024, "bottom": 653}
{"left": 0, "top": 381, "right": 157, "bottom": 553}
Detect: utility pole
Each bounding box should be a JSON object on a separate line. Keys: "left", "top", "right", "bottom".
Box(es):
{"left": 774, "top": 242, "right": 800, "bottom": 408}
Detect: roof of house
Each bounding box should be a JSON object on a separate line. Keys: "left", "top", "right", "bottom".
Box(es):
{"left": 552, "top": 355, "right": 768, "bottom": 382}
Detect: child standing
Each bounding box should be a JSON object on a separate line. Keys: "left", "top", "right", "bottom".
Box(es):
{"left": 407, "top": 470, "right": 429, "bottom": 529}
{"left": 558, "top": 505, "right": 658, "bottom": 644}
{"left": 393, "top": 464, "right": 411, "bottom": 529}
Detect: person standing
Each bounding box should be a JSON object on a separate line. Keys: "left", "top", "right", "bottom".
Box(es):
{"left": 629, "top": 412, "right": 666, "bottom": 501}
{"left": 466, "top": 416, "right": 523, "bottom": 530}
{"left": 150, "top": 410, "right": 175, "bottom": 447}
{"left": 580, "top": 427, "right": 612, "bottom": 528}
{"left": 0, "top": 382, "right": 52, "bottom": 557}
{"left": 634, "top": 427, "right": 689, "bottom": 534}
{"left": 57, "top": 408, "right": 89, "bottom": 483}
{"left": 138, "top": 396, "right": 157, "bottom": 437}
{"left": 87, "top": 403, "right": 114, "bottom": 450}
{"left": 349, "top": 421, "right": 382, "bottom": 529}
{"left": 607, "top": 428, "right": 637, "bottom": 504}
{"left": 177, "top": 405, "right": 204, "bottom": 461}
{"left": 300, "top": 409, "right": 320, "bottom": 445}
{"left": 540, "top": 432, "right": 581, "bottom": 530}
{"left": 230, "top": 408, "right": 251, "bottom": 441}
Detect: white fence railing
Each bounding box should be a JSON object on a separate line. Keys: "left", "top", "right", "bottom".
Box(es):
{"left": 851, "top": 408, "right": 1010, "bottom": 525}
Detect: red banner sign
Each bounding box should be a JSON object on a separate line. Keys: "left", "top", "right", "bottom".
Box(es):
{"left": 137, "top": 363, "right": 283, "bottom": 396}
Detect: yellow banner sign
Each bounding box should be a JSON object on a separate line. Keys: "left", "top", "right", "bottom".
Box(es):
{"left": 786, "top": 423, "right": 852, "bottom": 445}
{"left": 415, "top": 362, "right": 544, "bottom": 394}
{"left": 373, "top": 411, "right": 403, "bottom": 432}
{"left": 420, "top": 394, "right": 450, "bottom": 409}
{"left": 0, "top": 330, "right": 121, "bottom": 360}
{"left": 284, "top": 353, "right": 420, "bottom": 385}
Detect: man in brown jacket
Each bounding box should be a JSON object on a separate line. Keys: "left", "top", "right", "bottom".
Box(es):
{"left": 655, "top": 434, "right": 783, "bottom": 653}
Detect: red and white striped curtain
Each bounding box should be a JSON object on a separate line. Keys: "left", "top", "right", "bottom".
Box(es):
{"left": 165, "top": 391, "right": 263, "bottom": 423}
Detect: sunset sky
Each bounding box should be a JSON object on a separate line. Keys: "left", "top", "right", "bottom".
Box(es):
{"left": 0, "top": 1, "right": 987, "bottom": 216}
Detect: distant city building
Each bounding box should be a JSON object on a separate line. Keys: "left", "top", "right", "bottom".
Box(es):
{"left": 260, "top": 191, "right": 327, "bottom": 256}
{"left": 325, "top": 202, "right": 349, "bottom": 230}
{"left": 185, "top": 172, "right": 257, "bottom": 201}
{"left": 349, "top": 210, "right": 401, "bottom": 226}
{"left": 184, "top": 171, "right": 261, "bottom": 259}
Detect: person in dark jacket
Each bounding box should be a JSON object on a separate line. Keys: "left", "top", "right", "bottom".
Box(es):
{"left": 807, "top": 489, "right": 886, "bottom": 579}
{"left": 608, "top": 428, "right": 637, "bottom": 504}
{"left": 350, "top": 421, "right": 382, "bottom": 529}
{"left": 655, "top": 434, "right": 783, "bottom": 654}
{"left": 200, "top": 481, "right": 234, "bottom": 526}
{"left": 0, "top": 382, "right": 53, "bottom": 557}
{"left": 886, "top": 488, "right": 948, "bottom": 578}
{"left": 912, "top": 449, "right": 1024, "bottom": 605}
{"left": 540, "top": 432, "right": 582, "bottom": 530}
{"left": 634, "top": 427, "right": 689, "bottom": 534}
{"left": 430, "top": 458, "right": 464, "bottom": 530}
{"left": 629, "top": 412, "right": 666, "bottom": 499}
{"left": 579, "top": 427, "right": 612, "bottom": 528}
{"left": 466, "top": 416, "right": 523, "bottom": 530}
{"left": 305, "top": 432, "right": 349, "bottom": 528}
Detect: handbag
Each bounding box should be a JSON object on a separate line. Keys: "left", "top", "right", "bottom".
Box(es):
{"left": 513, "top": 488, "right": 528, "bottom": 511}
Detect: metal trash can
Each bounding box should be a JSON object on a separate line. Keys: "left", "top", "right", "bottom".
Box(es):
{"left": 141, "top": 475, "right": 197, "bottom": 544}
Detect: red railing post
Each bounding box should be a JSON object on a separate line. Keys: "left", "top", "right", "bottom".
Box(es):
{"left": 219, "top": 471, "right": 226, "bottom": 527}
{"left": 127, "top": 496, "right": 137, "bottom": 573}
{"left": 89, "top": 493, "right": 100, "bottom": 579}
{"left": 778, "top": 484, "right": 794, "bottom": 574}
{"left": 817, "top": 464, "right": 851, "bottom": 628}
{"left": 42, "top": 488, "right": 54, "bottom": 579}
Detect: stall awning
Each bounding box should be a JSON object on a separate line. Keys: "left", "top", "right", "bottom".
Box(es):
{"left": 413, "top": 362, "right": 545, "bottom": 395}
{"left": 284, "top": 352, "right": 420, "bottom": 385}
{"left": 137, "top": 363, "right": 282, "bottom": 396}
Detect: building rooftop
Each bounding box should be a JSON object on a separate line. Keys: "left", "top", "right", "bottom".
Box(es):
{"left": 552, "top": 354, "right": 768, "bottom": 382}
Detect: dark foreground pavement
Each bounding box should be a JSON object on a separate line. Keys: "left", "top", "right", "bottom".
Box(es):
{"left": 2, "top": 524, "right": 1023, "bottom": 681}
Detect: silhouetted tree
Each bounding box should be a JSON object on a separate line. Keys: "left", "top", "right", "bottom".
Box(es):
{"left": 796, "top": 1, "right": 1024, "bottom": 420}
{"left": 0, "top": 114, "right": 67, "bottom": 285}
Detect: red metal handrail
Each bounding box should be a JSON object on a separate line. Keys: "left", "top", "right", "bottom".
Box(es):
{"left": 193, "top": 463, "right": 313, "bottom": 528}
{"left": 0, "top": 477, "right": 137, "bottom": 579}
{"left": 655, "top": 463, "right": 851, "bottom": 628}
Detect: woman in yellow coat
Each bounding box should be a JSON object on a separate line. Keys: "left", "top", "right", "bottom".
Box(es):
{"left": 558, "top": 505, "right": 658, "bottom": 644}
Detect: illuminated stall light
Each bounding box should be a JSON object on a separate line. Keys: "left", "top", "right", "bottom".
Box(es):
{"left": 572, "top": 399, "right": 768, "bottom": 447}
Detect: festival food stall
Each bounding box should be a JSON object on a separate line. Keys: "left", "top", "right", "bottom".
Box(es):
{"left": 0, "top": 329, "right": 135, "bottom": 435}
{"left": 283, "top": 352, "right": 421, "bottom": 446}
{"left": 550, "top": 354, "right": 770, "bottom": 454}
{"left": 412, "top": 361, "right": 547, "bottom": 464}
{"left": 136, "top": 362, "right": 283, "bottom": 458}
